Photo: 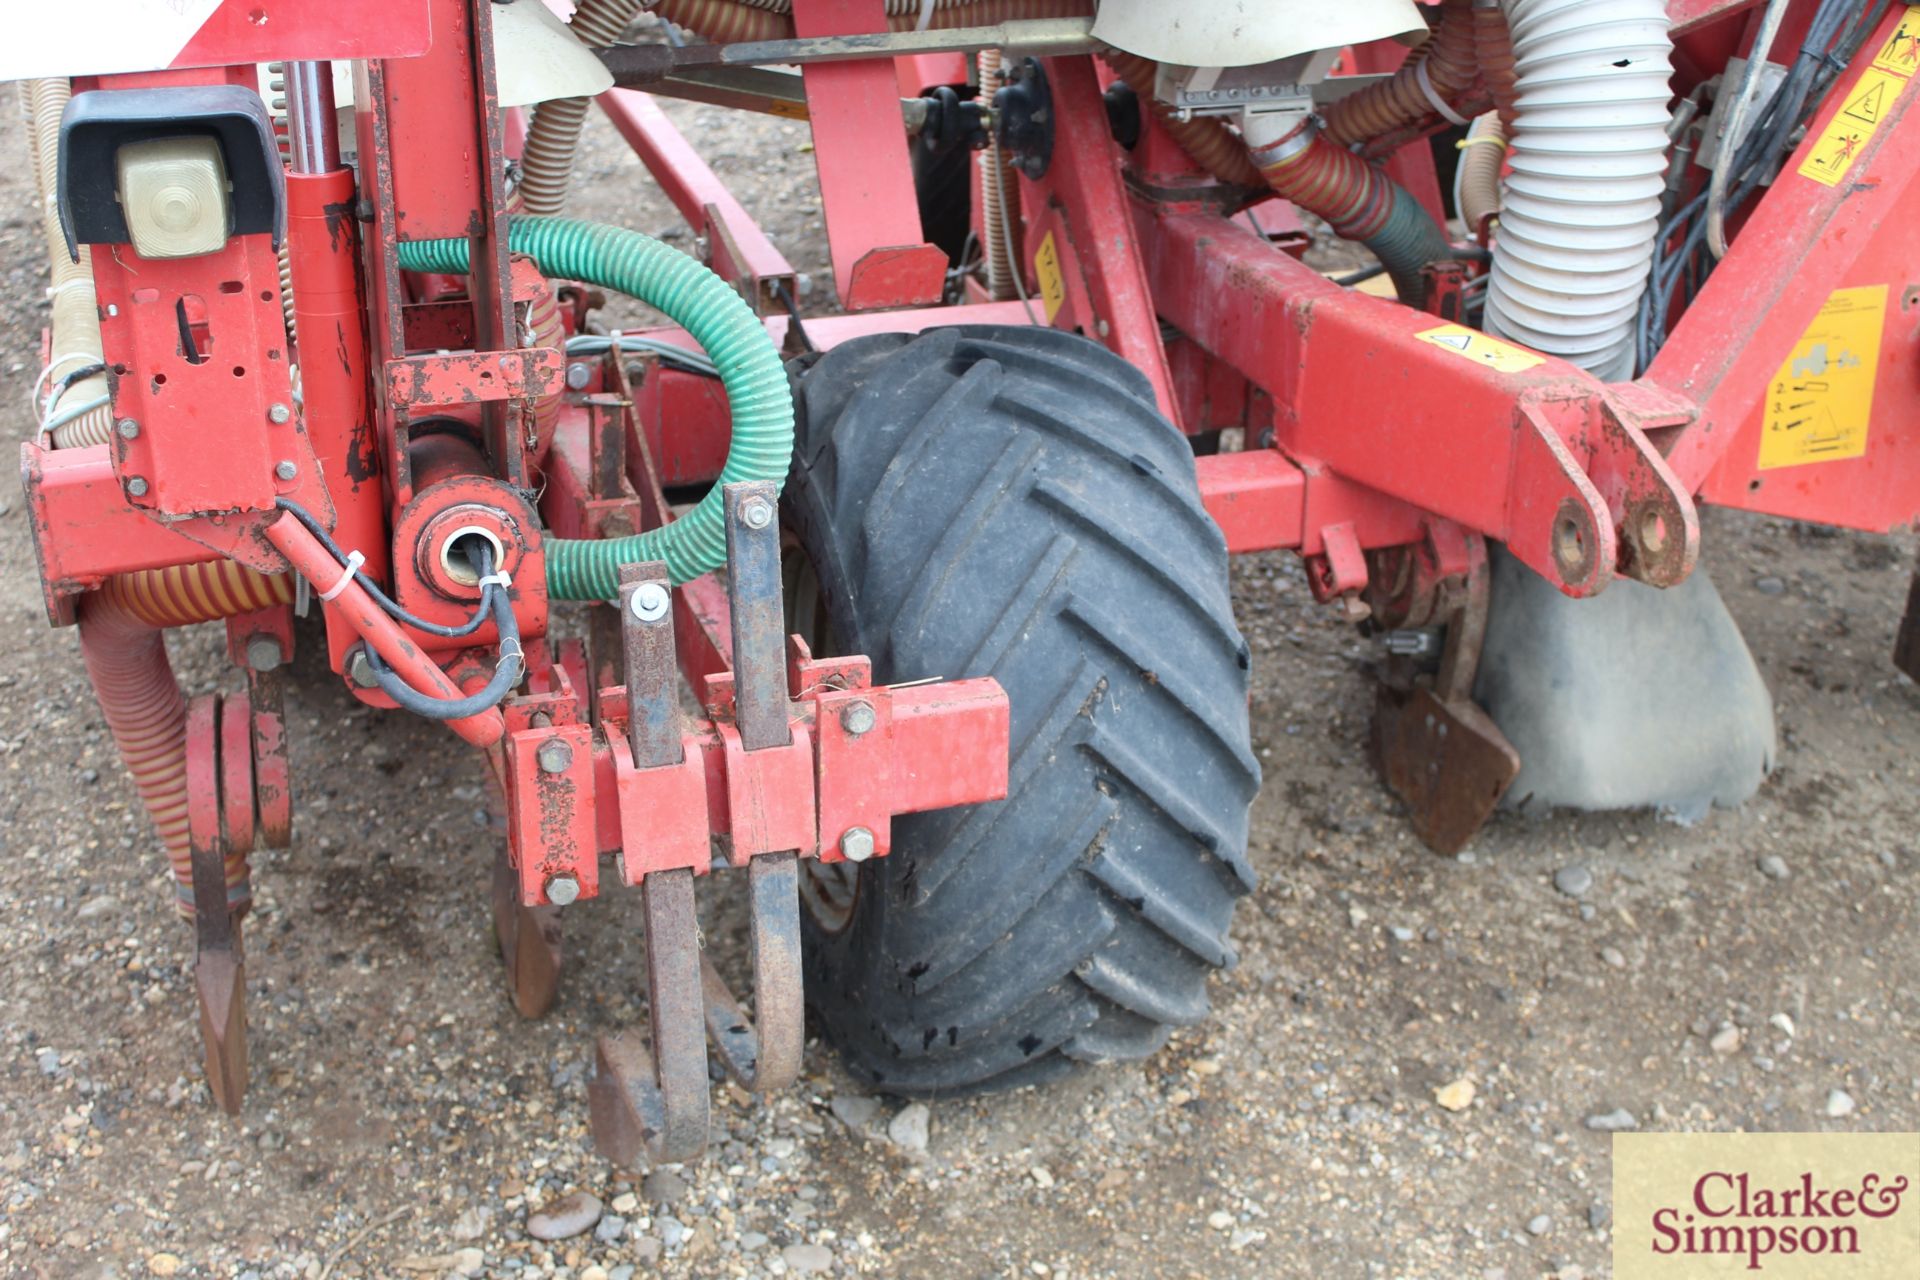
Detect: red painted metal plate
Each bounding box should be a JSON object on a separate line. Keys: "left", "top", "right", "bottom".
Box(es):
{"left": 3, "top": 0, "right": 433, "bottom": 81}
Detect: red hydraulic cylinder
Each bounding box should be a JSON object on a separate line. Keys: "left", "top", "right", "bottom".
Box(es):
{"left": 286, "top": 166, "right": 386, "bottom": 668}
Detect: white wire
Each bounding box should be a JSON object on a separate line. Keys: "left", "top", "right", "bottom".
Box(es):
{"left": 39, "top": 393, "right": 110, "bottom": 438}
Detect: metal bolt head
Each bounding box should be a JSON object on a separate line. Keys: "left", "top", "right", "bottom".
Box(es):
{"left": 630, "top": 581, "right": 670, "bottom": 623}
{"left": 274, "top": 460, "right": 298, "bottom": 482}
{"left": 839, "top": 826, "right": 876, "bottom": 862}
{"left": 740, "top": 497, "right": 775, "bottom": 530}
{"left": 267, "top": 402, "right": 292, "bottom": 425}
{"left": 564, "top": 361, "right": 592, "bottom": 391}
{"left": 115, "top": 417, "right": 139, "bottom": 440}
{"left": 345, "top": 648, "right": 379, "bottom": 689}
{"left": 839, "top": 699, "right": 876, "bottom": 736}
{"left": 536, "top": 738, "right": 575, "bottom": 774}
{"left": 245, "top": 636, "right": 284, "bottom": 672}
{"left": 545, "top": 873, "right": 580, "bottom": 906}
{"left": 125, "top": 476, "right": 149, "bottom": 498}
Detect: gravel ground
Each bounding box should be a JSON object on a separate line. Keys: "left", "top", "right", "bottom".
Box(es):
{"left": 0, "top": 86, "right": 1915, "bottom": 1280}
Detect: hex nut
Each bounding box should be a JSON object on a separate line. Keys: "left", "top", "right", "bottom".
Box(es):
{"left": 630, "top": 581, "right": 670, "bottom": 623}
{"left": 565, "top": 361, "right": 592, "bottom": 391}
{"left": 245, "top": 636, "right": 284, "bottom": 672}
{"left": 545, "top": 874, "right": 581, "bottom": 906}
{"left": 839, "top": 826, "right": 876, "bottom": 862}
{"left": 267, "top": 402, "right": 292, "bottom": 425}
{"left": 126, "top": 477, "right": 149, "bottom": 498}
{"left": 536, "top": 738, "right": 575, "bottom": 774}
{"left": 345, "top": 648, "right": 379, "bottom": 689}
{"left": 115, "top": 417, "right": 140, "bottom": 440}
{"left": 274, "top": 460, "right": 299, "bottom": 482}
{"left": 839, "top": 699, "right": 877, "bottom": 736}
{"left": 740, "top": 497, "right": 775, "bottom": 530}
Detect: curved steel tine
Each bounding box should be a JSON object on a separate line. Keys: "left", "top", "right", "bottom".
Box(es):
{"left": 700, "top": 851, "right": 805, "bottom": 1093}
{"left": 589, "top": 866, "right": 710, "bottom": 1165}
{"left": 187, "top": 694, "right": 247, "bottom": 1115}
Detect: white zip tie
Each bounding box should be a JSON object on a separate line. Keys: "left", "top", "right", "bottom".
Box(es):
{"left": 45, "top": 278, "right": 96, "bottom": 299}
{"left": 477, "top": 570, "right": 511, "bottom": 589}
{"left": 1415, "top": 60, "right": 1469, "bottom": 128}
{"left": 316, "top": 550, "right": 365, "bottom": 601}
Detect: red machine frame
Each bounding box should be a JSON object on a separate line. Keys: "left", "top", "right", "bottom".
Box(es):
{"left": 16, "top": 0, "right": 1918, "bottom": 1132}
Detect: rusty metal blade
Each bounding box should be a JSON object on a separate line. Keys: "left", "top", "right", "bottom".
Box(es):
{"left": 1371, "top": 685, "right": 1520, "bottom": 856}
{"left": 701, "top": 852, "right": 804, "bottom": 1093}
{"left": 589, "top": 866, "right": 710, "bottom": 1165}
{"left": 492, "top": 843, "right": 562, "bottom": 1018}
{"left": 194, "top": 943, "right": 247, "bottom": 1115}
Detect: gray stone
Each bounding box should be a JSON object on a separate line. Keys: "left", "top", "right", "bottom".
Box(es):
{"left": 829, "top": 1094, "right": 881, "bottom": 1137}
{"left": 1553, "top": 866, "right": 1593, "bottom": 898}
{"left": 739, "top": 1231, "right": 769, "bottom": 1251}
{"left": 1389, "top": 926, "right": 1415, "bottom": 943}
{"left": 448, "top": 1206, "right": 488, "bottom": 1242}
{"left": 642, "top": 1169, "right": 691, "bottom": 1204}
{"left": 1600, "top": 946, "right": 1627, "bottom": 969}
{"left": 1757, "top": 854, "right": 1790, "bottom": 881}
{"left": 1526, "top": 1214, "right": 1551, "bottom": 1236}
{"left": 782, "top": 1243, "right": 833, "bottom": 1274}
{"left": 1825, "top": 1088, "right": 1856, "bottom": 1118}
{"left": 887, "top": 1102, "right": 931, "bottom": 1153}
{"left": 609, "top": 1268, "right": 636, "bottom": 1280}
{"left": 659, "top": 1216, "right": 687, "bottom": 1249}
{"left": 1754, "top": 575, "right": 1786, "bottom": 596}
{"left": 1709, "top": 1025, "right": 1743, "bottom": 1056}
{"left": 525, "top": 1190, "right": 602, "bottom": 1242}
{"left": 74, "top": 895, "right": 119, "bottom": 922}
{"left": 1588, "top": 1202, "right": 1611, "bottom": 1231}
{"left": 594, "top": 1214, "right": 627, "bottom": 1244}
{"left": 35, "top": 1049, "right": 59, "bottom": 1076}
{"left": 1584, "top": 1108, "right": 1637, "bottom": 1133}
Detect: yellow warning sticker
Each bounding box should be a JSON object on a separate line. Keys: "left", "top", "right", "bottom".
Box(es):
{"left": 1758, "top": 284, "right": 1887, "bottom": 470}
{"left": 1033, "top": 232, "right": 1066, "bottom": 322}
{"left": 1870, "top": 4, "right": 1920, "bottom": 74}
{"left": 1798, "top": 65, "right": 1907, "bottom": 186}
{"left": 1414, "top": 324, "right": 1545, "bottom": 374}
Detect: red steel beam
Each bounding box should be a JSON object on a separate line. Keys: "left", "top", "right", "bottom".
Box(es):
{"left": 1649, "top": 2, "right": 1920, "bottom": 532}
{"left": 791, "top": 0, "right": 947, "bottom": 310}
{"left": 597, "top": 89, "right": 798, "bottom": 309}
{"left": 1146, "top": 209, "right": 1692, "bottom": 597}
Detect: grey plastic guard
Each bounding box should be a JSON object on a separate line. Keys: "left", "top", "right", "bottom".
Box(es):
{"left": 1473, "top": 545, "right": 1776, "bottom": 822}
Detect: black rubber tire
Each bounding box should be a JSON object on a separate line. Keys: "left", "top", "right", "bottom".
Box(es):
{"left": 783, "top": 325, "right": 1261, "bottom": 1095}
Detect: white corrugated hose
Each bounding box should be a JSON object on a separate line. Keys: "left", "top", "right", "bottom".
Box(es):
{"left": 1483, "top": 0, "right": 1675, "bottom": 381}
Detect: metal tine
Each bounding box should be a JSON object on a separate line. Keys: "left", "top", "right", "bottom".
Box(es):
{"left": 187, "top": 696, "right": 246, "bottom": 1115}
{"left": 696, "top": 484, "right": 807, "bottom": 1096}
{"left": 588, "top": 561, "right": 711, "bottom": 1165}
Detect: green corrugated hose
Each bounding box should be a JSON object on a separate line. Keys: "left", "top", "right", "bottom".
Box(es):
{"left": 396, "top": 216, "right": 793, "bottom": 597}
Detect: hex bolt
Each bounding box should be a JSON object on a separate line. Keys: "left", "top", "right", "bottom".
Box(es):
{"left": 245, "top": 636, "right": 284, "bottom": 672}
{"left": 740, "top": 497, "right": 775, "bottom": 530}
{"left": 267, "top": 402, "right": 292, "bottom": 425}
{"left": 274, "top": 460, "right": 298, "bottom": 482}
{"left": 536, "top": 738, "right": 575, "bottom": 774}
{"left": 545, "top": 874, "right": 581, "bottom": 906}
{"left": 345, "top": 647, "right": 379, "bottom": 689}
{"left": 839, "top": 699, "right": 876, "bottom": 736}
{"left": 839, "top": 826, "right": 876, "bottom": 863}
{"left": 126, "top": 477, "right": 149, "bottom": 498}
{"left": 630, "top": 581, "right": 671, "bottom": 623}
{"left": 115, "top": 417, "right": 139, "bottom": 440}
{"left": 565, "top": 361, "right": 592, "bottom": 391}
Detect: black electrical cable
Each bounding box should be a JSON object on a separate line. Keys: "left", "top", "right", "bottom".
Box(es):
{"left": 274, "top": 497, "right": 498, "bottom": 639}
{"left": 357, "top": 541, "right": 526, "bottom": 721}
{"left": 1635, "top": 0, "right": 1883, "bottom": 372}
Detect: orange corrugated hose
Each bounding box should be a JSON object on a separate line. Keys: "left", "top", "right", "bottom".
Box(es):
{"left": 1251, "top": 127, "right": 1395, "bottom": 240}
{"left": 527, "top": 283, "right": 567, "bottom": 458}
{"left": 1472, "top": 0, "right": 1519, "bottom": 126}
{"left": 83, "top": 564, "right": 292, "bottom": 915}
{"left": 1322, "top": 0, "right": 1479, "bottom": 147}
